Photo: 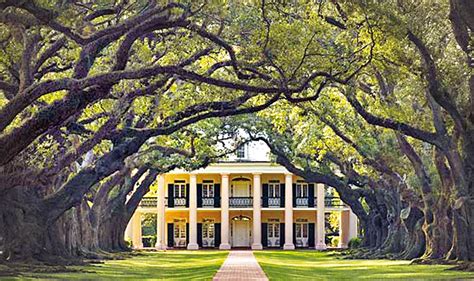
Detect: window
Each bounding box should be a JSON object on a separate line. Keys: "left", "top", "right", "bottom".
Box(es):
{"left": 296, "top": 182, "right": 308, "bottom": 197}
{"left": 295, "top": 223, "right": 308, "bottom": 239}
{"left": 268, "top": 180, "right": 280, "bottom": 197}
{"left": 174, "top": 181, "right": 186, "bottom": 198}
{"left": 203, "top": 219, "right": 215, "bottom": 239}
{"left": 202, "top": 180, "right": 214, "bottom": 198}
{"left": 174, "top": 219, "right": 186, "bottom": 239}
{"left": 236, "top": 145, "right": 245, "bottom": 158}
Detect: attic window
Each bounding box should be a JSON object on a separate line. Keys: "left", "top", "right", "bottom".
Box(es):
{"left": 236, "top": 144, "right": 246, "bottom": 159}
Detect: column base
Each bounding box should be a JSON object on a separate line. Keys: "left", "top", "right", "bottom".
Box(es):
{"left": 133, "top": 243, "right": 144, "bottom": 249}
{"left": 219, "top": 243, "right": 231, "bottom": 250}
{"left": 187, "top": 243, "right": 199, "bottom": 250}
{"left": 316, "top": 243, "right": 327, "bottom": 250}
{"left": 251, "top": 243, "right": 263, "bottom": 250}
{"left": 283, "top": 243, "right": 295, "bottom": 250}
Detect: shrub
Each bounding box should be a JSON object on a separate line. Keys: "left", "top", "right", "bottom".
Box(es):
{"left": 142, "top": 235, "right": 157, "bottom": 248}
{"left": 348, "top": 237, "right": 362, "bottom": 249}
{"left": 331, "top": 236, "right": 340, "bottom": 247}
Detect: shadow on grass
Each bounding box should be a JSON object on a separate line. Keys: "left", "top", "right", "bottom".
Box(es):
{"left": 254, "top": 250, "right": 474, "bottom": 280}
{"left": 14, "top": 251, "right": 228, "bottom": 281}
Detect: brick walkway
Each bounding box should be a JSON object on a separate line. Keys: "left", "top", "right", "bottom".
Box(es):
{"left": 213, "top": 250, "right": 268, "bottom": 281}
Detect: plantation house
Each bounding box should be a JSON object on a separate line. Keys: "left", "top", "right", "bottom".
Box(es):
{"left": 126, "top": 142, "right": 358, "bottom": 250}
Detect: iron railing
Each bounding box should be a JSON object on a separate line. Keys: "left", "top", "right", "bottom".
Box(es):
{"left": 229, "top": 197, "right": 253, "bottom": 208}
{"left": 201, "top": 197, "right": 215, "bottom": 207}
{"left": 295, "top": 197, "right": 309, "bottom": 207}
{"left": 267, "top": 197, "right": 281, "bottom": 207}
{"left": 174, "top": 197, "right": 187, "bottom": 207}
{"left": 139, "top": 197, "right": 157, "bottom": 208}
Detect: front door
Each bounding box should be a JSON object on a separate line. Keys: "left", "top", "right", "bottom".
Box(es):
{"left": 232, "top": 220, "right": 250, "bottom": 247}
{"left": 202, "top": 222, "right": 215, "bottom": 248}
{"left": 173, "top": 220, "right": 187, "bottom": 248}
{"left": 267, "top": 223, "right": 280, "bottom": 247}
{"left": 295, "top": 223, "right": 309, "bottom": 247}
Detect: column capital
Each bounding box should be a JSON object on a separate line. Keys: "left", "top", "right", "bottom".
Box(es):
{"left": 252, "top": 172, "right": 262, "bottom": 176}
{"left": 285, "top": 173, "right": 293, "bottom": 178}
{"left": 190, "top": 173, "right": 197, "bottom": 179}
{"left": 221, "top": 173, "right": 230, "bottom": 178}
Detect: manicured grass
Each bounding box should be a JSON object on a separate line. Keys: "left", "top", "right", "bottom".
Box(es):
{"left": 253, "top": 250, "right": 474, "bottom": 280}
{"left": 13, "top": 251, "right": 228, "bottom": 280}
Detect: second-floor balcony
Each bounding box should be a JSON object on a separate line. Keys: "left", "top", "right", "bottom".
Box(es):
{"left": 140, "top": 195, "right": 347, "bottom": 209}
{"left": 229, "top": 197, "right": 253, "bottom": 208}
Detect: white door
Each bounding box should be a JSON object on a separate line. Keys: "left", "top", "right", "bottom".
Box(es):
{"left": 232, "top": 181, "right": 250, "bottom": 197}
{"left": 295, "top": 223, "right": 309, "bottom": 247}
{"left": 174, "top": 221, "right": 187, "bottom": 248}
{"left": 202, "top": 222, "right": 215, "bottom": 248}
{"left": 268, "top": 223, "right": 280, "bottom": 247}
{"left": 232, "top": 220, "right": 250, "bottom": 247}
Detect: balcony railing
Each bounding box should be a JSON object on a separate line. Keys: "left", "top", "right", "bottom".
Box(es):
{"left": 295, "top": 197, "right": 309, "bottom": 207}
{"left": 267, "top": 197, "right": 281, "bottom": 207}
{"left": 139, "top": 197, "right": 157, "bottom": 208}
{"left": 201, "top": 197, "right": 215, "bottom": 207}
{"left": 325, "top": 196, "right": 345, "bottom": 207}
{"left": 229, "top": 197, "right": 253, "bottom": 208}
{"left": 174, "top": 197, "right": 187, "bottom": 207}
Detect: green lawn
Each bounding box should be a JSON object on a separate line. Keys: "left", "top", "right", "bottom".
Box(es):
{"left": 254, "top": 250, "right": 474, "bottom": 280}
{"left": 11, "top": 251, "right": 228, "bottom": 281}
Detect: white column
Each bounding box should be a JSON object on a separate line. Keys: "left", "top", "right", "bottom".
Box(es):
{"left": 338, "top": 211, "right": 349, "bottom": 248}
{"left": 349, "top": 209, "right": 358, "bottom": 239}
{"left": 284, "top": 173, "right": 295, "bottom": 250}
{"left": 219, "top": 173, "right": 231, "bottom": 249}
{"left": 252, "top": 173, "right": 263, "bottom": 250}
{"left": 187, "top": 174, "right": 199, "bottom": 249}
{"left": 155, "top": 175, "right": 167, "bottom": 249}
{"left": 131, "top": 211, "right": 143, "bottom": 249}
{"left": 316, "top": 183, "right": 327, "bottom": 250}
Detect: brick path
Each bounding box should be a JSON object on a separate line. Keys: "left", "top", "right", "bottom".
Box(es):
{"left": 213, "top": 250, "right": 268, "bottom": 281}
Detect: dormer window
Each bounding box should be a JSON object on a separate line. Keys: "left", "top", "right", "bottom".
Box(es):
{"left": 236, "top": 144, "right": 246, "bottom": 159}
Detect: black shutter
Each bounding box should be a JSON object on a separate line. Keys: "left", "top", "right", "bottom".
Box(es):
{"left": 293, "top": 223, "right": 297, "bottom": 246}
{"left": 262, "top": 223, "right": 268, "bottom": 247}
{"left": 197, "top": 223, "right": 202, "bottom": 247}
{"left": 167, "top": 223, "right": 174, "bottom": 247}
{"left": 280, "top": 223, "right": 285, "bottom": 248}
{"left": 308, "top": 183, "right": 315, "bottom": 207}
{"left": 214, "top": 184, "right": 221, "bottom": 207}
{"left": 215, "top": 223, "right": 221, "bottom": 248}
{"left": 197, "top": 184, "right": 203, "bottom": 208}
{"left": 280, "top": 184, "right": 285, "bottom": 207}
{"left": 168, "top": 184, "right": 174, "bottom": 207}
{"left": 186, "top": 223, "right": 189, "bottom": 245}
{"left": 262, "top": 184, "right": 269, "bottom": 207}
{"left": 292, "top": 183, "right": 297, "bottom": 207}
{"left": 185, "top": 183, "right": 190, "bottom": 207}
{"left": 309, "top": 223, "right": 315, "bottom": 248}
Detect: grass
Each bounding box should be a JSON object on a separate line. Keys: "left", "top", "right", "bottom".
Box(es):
{"left": 253, "top": 250, "right": 474, "bottom": 280}
{"left": 7, "top": 251, "right": 228, "bottom": 281}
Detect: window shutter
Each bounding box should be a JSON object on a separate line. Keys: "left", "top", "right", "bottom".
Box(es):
{"left": 186, "top": 223, "right": 189, "bottom": 245}
{"left": 167, "top": 223, "right": 174, "bottom": 247}
{"left": 215, "top": 223, "right": 221, "bottom": 248}
{"left": 292, "top": 184, "right": 297, "bottom": 207}
{"left": 262, "top": 184, "right": 269, "bottom": 207}
{"left": 214, "top": 184, "right": 221, "bottom": 207}
{"left": 197, "top": 184, "right": 203, "bottom": 208}
{"left": 280, "top": 184, "right": 285, "bottom": 207}
{"left": 185, "top": 184, "right": 190, "bottom": 207}
{"left": 261, "top": 223, "right": 268, "bottom": 247}
{"left": 197, "top": 223, "right": 203, "bottom": 247}
{"left": 308, "top": 183, "right": 315, "bottom": 207}
{"left": 168, "top": 184, "right": 174, "bottom": 207}
{"left": 309, "top": 223, "right": 315, "bottom": 248}
{"left": 280, "top": 223, "right": 285, "bottom": 248}
{"left": 293, "top": 223, "right": 297, "bottom": 246}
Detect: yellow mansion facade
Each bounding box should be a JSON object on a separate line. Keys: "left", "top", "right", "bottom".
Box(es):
{"left": 125, "top": 143, "right": 358, "bottom": 250}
